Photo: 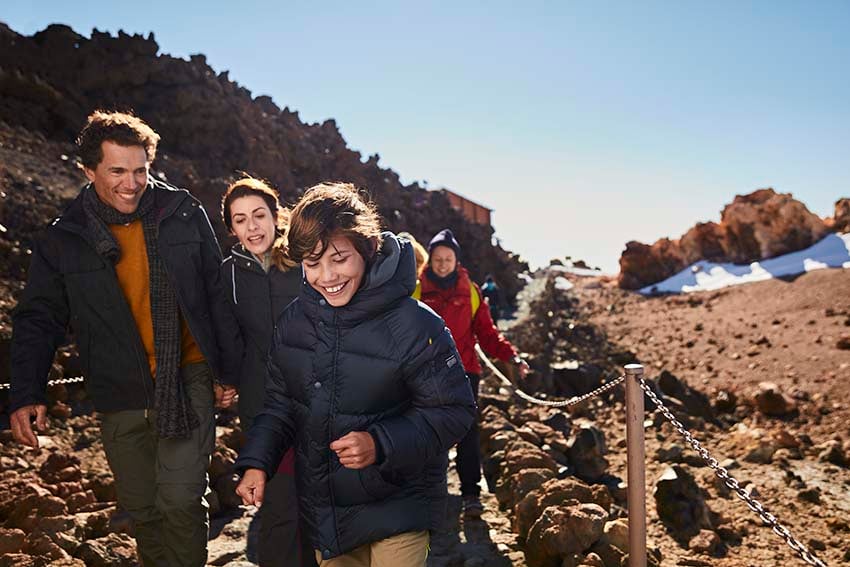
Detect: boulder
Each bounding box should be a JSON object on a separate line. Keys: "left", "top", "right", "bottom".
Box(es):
{"left": 73, "top": 533, "right": 138, "bottom": 567}
{"left": 6, "top": 493, "right": 68, "bottom": 530}
{"left": 829, "top": 198, "right": 850, "bottom": 232}
{"left": 618, "top": 189, "right": 834, "bottom": 289}
{"left": 525, "top": 503, "right": 607, "bottom": 566}
{"left": 653, "top": 466, "right": 713, "bottom": 538}
{"left": 0, "top": 528, "right": 26, "bottom": 555}
{"left": 688, "top": 529, "right": 724, "bottom": 556}
{"left": 600, "top": 519, "right": 629, "bottom": 553}
{"left": 494, "top": 467, "right": 556, "bottom": 510}
{"left": 656, "top": 371, "right": 715, "bottom": 421}
{"left": 753, "top": 382, "right": 796, "bottom": 417}
{"left": 39, "top": 452, "right": 82, "bottom": 484}
{"left": 550, "top": 362, "right": 604, "bottom": 398}
{"left": 516, "top": 478, "right": 612, "bottom": 538}
{"left": 720, "top": 189, "right": 829, "bottom": 263}
{"left": 566, "top": 424, "right": 608, "bottom": 482}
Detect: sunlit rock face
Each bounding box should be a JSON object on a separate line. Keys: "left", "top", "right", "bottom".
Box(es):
{"left": 618, "top": 188, "right": 840, "bottom": 290}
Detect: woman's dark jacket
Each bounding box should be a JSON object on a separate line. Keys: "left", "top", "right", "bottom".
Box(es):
{"left": 221, "top": 245, "right": 302, "bottom": 429}
{"left": 235, "top": 233, "right": 476, "bottom": 560}
{"left": 10, "top": 180, "right": 243, "bottom": 413}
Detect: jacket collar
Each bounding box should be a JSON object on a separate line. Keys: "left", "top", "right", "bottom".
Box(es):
{"left": 54, "top": 178, "right": 191, "bottom": 235}
{"left": 229, "top": 244, "right": 271, "bottom": 275}
{"left": 420, "top": 264, "right": 472, "bottom": 296}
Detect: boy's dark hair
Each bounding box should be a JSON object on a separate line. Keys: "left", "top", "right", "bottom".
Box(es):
{"left": 287, "top": 182, "right": 382, "bottom": 265}
{"left": 76, "top": 110, "right": 160, "bottom": 169}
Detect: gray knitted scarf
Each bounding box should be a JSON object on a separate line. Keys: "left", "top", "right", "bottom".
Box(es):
{"left": 82, "top": 184, "right": 199, "bottom": 439}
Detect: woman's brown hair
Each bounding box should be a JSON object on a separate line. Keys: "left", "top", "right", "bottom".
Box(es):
{"left": 221, "top": 176, "right": 296, "bottom": 271}
{"left": 287, "top": 182, "right": 382, "bottom": 265}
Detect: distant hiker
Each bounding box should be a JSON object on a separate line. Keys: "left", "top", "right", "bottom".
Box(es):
{"left": 234, "top": 183, "right": 475, "bottom": 566}
{"left": 9, "top": 110, "right": 243, "bottom": 567}
{"left": 416, "top": 228, "right": 530, "bottom": 519}
{"left": 481, "top": 274, "right": 502, "bottom": 322}
{"left": 220, "top": 177, "right": 316, "bottom": 567}
{"left": 397, "top": 231, "right": 429, "bottom": 275}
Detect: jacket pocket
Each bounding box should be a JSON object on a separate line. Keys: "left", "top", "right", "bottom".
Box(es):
{"left": 330, "top": 464, "right": 403, "bottom": 506}
{"left": 359, "top": 465, "right": 403, "bottom": 501}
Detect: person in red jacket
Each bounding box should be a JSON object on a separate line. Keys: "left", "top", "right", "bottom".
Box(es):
{"left": 417, "top": 228, "right": 529, "bottom": 518}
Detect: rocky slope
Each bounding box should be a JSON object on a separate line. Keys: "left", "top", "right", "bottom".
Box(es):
{"left": 0, "top": 22, "right": 526, "bottom": 301}
{"left": 618, "top": 189, "right": 849, "bottom": 290}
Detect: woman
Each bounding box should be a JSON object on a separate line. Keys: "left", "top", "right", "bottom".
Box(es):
{"left": 235, "top": 182, "right": 475, "bottom": 567}
{"left": 220, "top": 176, "right": 315, "bottom": 567}
{"left": 416, "top": 228, "right": 529, "bottom": 519}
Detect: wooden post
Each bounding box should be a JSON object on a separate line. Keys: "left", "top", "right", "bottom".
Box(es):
{"left": 624, "top": 364, "right": 647, "bottom": 567}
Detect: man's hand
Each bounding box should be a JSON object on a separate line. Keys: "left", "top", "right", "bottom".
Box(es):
{"left": 10, "top": 404, "right": 48, "bottom": 448}
{"left": 235, "top": 468, "right": 267, "bottom": 507}
{"left": 330, "top": 431, "right": 376, "bottom": 469}
{"left": 214, "top": 384, "right": 237, "bottom": 409}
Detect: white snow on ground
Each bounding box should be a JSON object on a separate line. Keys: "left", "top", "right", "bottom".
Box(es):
{"left": 640, "top": 232, "right": 850, "bottom": 295}
{"left": 554, "top": 276, "right": 574, "bottom": 291}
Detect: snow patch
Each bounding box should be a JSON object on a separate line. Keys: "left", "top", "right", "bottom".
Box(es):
{"left": 554, "top": 276, "right": 574, "bottom": 291}
{"left": 640, "top": 232, "right": 850, "bottom": 295}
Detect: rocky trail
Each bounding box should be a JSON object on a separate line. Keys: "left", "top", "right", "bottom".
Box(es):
{"left": 2, "top": 264, "right": 850, "bottom": 567}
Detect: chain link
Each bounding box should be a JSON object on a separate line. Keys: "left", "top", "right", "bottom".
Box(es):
{"left": 0, "top": 376, "right": 85, "bottom": 390}
{"left": 476, "top": 344, "right": 625, "bottom": 408}
{"left": 639, "top": 377, "right": 829, "bottom": 567}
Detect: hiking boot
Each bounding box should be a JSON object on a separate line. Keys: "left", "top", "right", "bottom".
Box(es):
{"left": 462, "top": 495, "right": 484, "bottom": 519}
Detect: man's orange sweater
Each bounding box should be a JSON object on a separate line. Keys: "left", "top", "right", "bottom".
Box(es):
{"left": 109, "top": 220, "right": 205, "bottom": 377}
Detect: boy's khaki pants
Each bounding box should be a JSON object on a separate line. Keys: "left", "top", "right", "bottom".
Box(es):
{"left": 315, "top": 530, "right": 429, "bottom": 567}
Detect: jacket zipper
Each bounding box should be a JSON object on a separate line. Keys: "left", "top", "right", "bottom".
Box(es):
{"left": 328, "top": 321, "right": 342, "bottom": 554}
{"left": 105, "top": 262, "right": 155, "bottom": 413}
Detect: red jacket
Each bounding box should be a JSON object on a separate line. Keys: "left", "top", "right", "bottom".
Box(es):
{"left": 418, "top": 266, "right": 516, "bottom": 375}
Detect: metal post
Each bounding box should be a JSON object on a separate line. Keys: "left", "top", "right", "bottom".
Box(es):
{"left": 624, "top": 364, "right": 647, "bottom": 567}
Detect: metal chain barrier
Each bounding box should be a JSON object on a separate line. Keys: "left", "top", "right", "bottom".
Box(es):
{"left": 0, "top": 376, "right": 85, "bottom": 390}
{"left": 639, "top": 377, "right": 829, "bottom": 567}
{"left": 475, "top": 344, "right": 625, "bottom": 408}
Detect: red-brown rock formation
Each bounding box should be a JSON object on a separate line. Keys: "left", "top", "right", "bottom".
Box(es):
{"left": 618, "top": 188, "right": 842, "bottom": 290}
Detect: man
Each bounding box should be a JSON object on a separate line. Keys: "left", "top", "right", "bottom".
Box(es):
{"left": 9, "top": 110, "right": 242, "bottom": 566}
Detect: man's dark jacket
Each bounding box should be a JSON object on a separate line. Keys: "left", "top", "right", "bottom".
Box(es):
{"left": 10, "top": 180, "right": 243, "bottom": 413}
{"left": 234, "top": 233, "right": 476, "bottom": 560}
{"left": 221, "top": 244, "right": 302, "bottom": 428}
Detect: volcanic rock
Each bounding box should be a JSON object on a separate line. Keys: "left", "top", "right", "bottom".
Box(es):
{"left": 515, "top": 478, "right": 612, "bottom": 539}
{"left": 525, "top": 503, "right": 607, "bottom": 566}
{"left": 753, "top": 381, "right": 796, "bottom": 417}
{"left": 618, "top": 189, "right": 837, "bottom": 289}
{"left": 566, "top": 424, "right": 609, "bottom": 482}
{"left": 73, "top": 533, "right": 138, "bottom": 567}
{"left": 653, "top": 466, "right": 713, "bottom": 538}
{"left": 827, "top": 198, "right": 850, "bottom": 232}
{"left": 0, "top": 528, "right": 26, "bottom": 555}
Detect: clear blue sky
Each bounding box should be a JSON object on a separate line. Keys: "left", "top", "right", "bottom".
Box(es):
{"left": 4, "top": 1, "right": 849, "bottom": 272}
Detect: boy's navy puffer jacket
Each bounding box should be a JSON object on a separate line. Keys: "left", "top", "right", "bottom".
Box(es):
{"left": 235, "top": 232, "right": 476, "bottom": 560}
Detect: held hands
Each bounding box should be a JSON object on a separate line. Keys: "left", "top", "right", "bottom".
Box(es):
{"left": 10, "top": 404, "right": 48, "bottom": 448}
{"left": 235, "top": 468, "right": 267, "bottom": 507}
{"left": 330, "top": 431, "right": 376, "bottom": 469}
{"left": 214, "top": 384, "right": 238, "bottom": 408}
